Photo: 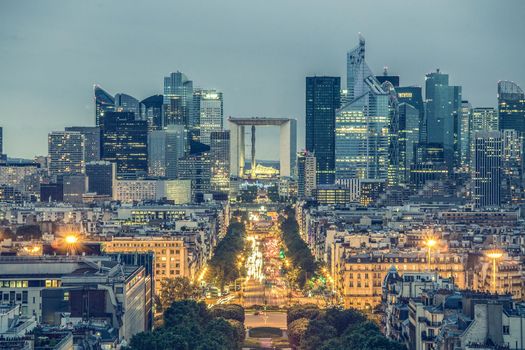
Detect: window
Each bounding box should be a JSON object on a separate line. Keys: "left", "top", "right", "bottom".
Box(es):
{"left": 503, "top": 326, "right": 510, "bottom": 335}
{"left": 63, "top": 292, "right": 69, "bottom": 301}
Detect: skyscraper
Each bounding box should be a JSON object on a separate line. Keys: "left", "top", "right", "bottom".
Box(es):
{"left": 148, "top": 125, "right": 186, "bottom": 179}
{"left": 398, "top": 103, "right": 420, "bottom": 184}
{"left": 115, "top": 93, "right": 144, "bottom": 120}
{"left": 424, "top": 69, "right": 462, "bottom": 169}
{"left": 297, "top": 151, "right": 316, "bottom": 198}
{"left": 101, "top": 112, "right": 148, "bottom": 178}
{"left": 336, "top": 37, "right": 389, "bottom": 181}
{"left": 0, "top": 127, "right": 5, "bottom": 164}
{"left": 498, "top": 80, "right": 525, "bottom": 133}
{"left": 48, "top": 131, "right": 85, "bottom": 177}
{"left": 85, "top": 161, "right": 116, "bottom": 196}
{"left": 305, "top": 76, "right": 341, "bottom": 185}
{"left": 210, "top": 130, "right": 230, "bottom": 195}
{"left": 375, "top": 67, "right": 400, "bottom": 87}
{"left": 501, "top": 129, "right": 523, "bottom": 205}
{"left": 335, "top": 80, "right": 389, "bottom": 181}
{"left": 459, "top": 101, "right": 472, "bottom": 168}
{"left": 163, "top": 71, "right": 194, "bottom": 127}
{"left": 193, "top": 89, "right": 223, "bottom": 145}
{"left": 382, "top": 81, "right": 400, "bottom": 187}
{"left": 141, "top": 95, "right": 163, "bottom": 131}
{"left": 396, "top": 86, "right": 424, "bottom": 143}
{"left": 469, "top": 107, "right": 499, "bottom": 168}
{"left": 94, "top": 85, "right": 115, "bottom": 127}
{"left": 177, "top": 148, "right": 211, "bottom": 202}
{"left": 473, "top": 131, "right": 502, "bottom": 208}
{"left": 65, "top": 126, "right": 101, "bottom": 162}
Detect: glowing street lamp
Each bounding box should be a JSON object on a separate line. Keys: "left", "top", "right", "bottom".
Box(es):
{"left": 64, "top": 235, "right": 79, "bottom": 255}
{"left": 486, "top": 250, "right": 503, "bottom": 294}
{"left": 425, "top": 239, "right": 437, "bottom": 271}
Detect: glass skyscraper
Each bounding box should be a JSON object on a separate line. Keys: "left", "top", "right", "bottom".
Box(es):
{"left": 115, "top": 93, "right": 144, "bottom": 120}
{"left": 498, "top": 80, "right": 525, "bottom": 133}
{"left": 94, "top": 85, "right": 115, "bottom": 127}
{"left": 65, "top": 126, "right": 101, "bottom": 163}
{"left": 148, "top": 125, "right": 186, "bottom": 179}
{"left": 141, "top": 95, "right": 164, "bottom": 131}
{"left": 210, "top": 130, "right": 230, "bottom": 195}
{"left": 336, "top": 37, "right": 389, "bottom": 182}
{"left": 473, "top": 131, "right": 502, "bottom": 208}
{"left": 101, "top": 111, "right": 148, "bottom": 178}
{"left": 424, "top": 69, "right": 462, "bottom": 169}
{"left": 163, "top": 71, "right": 194, "bottom": 127}
{"left": 193, "top": 89, "right": 223, "bottom": 145}
{"left": 48, "top": 131, "right": 85, "bottom": 177}
{"left": 459, "top": 101, "right": 472, "bottom": 168}
{"left": 398, "top": 103, "right": 420, "bottom": 184}
{"left": 305, "top": 76, "right": 341, "bottom": 185}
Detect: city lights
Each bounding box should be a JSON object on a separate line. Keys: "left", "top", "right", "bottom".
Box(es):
{"left": 485, "top": 250, "right": 503, "bottom": 294}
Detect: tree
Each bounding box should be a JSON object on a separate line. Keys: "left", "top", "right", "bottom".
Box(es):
{"left": 288, "top": 318, "right": 309, "bottom": 348}
{"left": 158, "top": 277, "right": 199, "bottom": 311}
{"left": 299, "top": 319, "right": 337, "bottom": 350}
{"left": 210, "top": 304, "right": 245, "bottom": 323}
{"left": 163, "top": 300, "right": 210, "bottom": 328}
{"left": 287, "top": 304, "right": 320, "bottom": 324}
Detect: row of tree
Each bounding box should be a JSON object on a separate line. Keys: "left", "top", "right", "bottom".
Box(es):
{"left": 280, "top": 209, "right": 317, "bottom": 287}
{"left": 206, "top": 221, "right": 246, "bottom": 288}
{"left": 287, "top": 305, "right": 405, "bottom": 350}
{"left": 125, "top": 301, "right": 245, "bottom": 350}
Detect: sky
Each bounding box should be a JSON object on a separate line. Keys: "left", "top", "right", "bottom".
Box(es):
{"left": 1, "top": 0, "right": 524, "bottom": 160}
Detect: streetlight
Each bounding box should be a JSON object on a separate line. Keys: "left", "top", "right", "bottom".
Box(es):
{"left": 486, "top": 250, "right": 503, "bottom": 294}
{"left": 425, "top": 238, "right": 437, "bottom": 271}
{"left": 64, "top": 235, "right": 79, "bottom": 255}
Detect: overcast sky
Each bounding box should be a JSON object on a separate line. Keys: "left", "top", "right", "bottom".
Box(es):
{"left": 1, "top": 0, "right": 524, "bottom": 159}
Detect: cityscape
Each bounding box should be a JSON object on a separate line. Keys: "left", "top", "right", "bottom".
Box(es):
{"left": 1, "top": 1, "right": 525, "bottom": 350}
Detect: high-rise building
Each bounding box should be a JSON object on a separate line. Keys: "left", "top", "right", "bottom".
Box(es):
{"left": 177, "top": 148, "right": 211, "bottom": 202}
{"left": 305, "top": 76, "right": 341, "bottom": 185}
{"left": 473, "top": 131, "right": 502, "bottom": 208}
{"left": 382, "top": 81, "right": 400, "bottom": 187}
{"left": 469, "top": 107, "right": 499, "bottom": 168}
{"left": 141, "top": 95, "right": 163, "bottom": 131}
{"left": 210, "top": 131, "right": 230, "bottom": 195}
{"left": 85, "top": 161, "right": 116, "bottom": 196}
{"left": 498, "top": 81, "right": 525, "bottom": 133}
{"left": 459, "top": 101, "right": 472, "bottom": 168}
{"left": 193, "top": 89, "right": 223, "bottom": 145}
{"left": 396, "top": 86, "right": 424, "bottom": 143}
{"left": 337, "top": 37, "right": 389, "bottom": 182}
{"left": 297, "top": 151, "right": 316, "bottom": 198}
{"left": 48, "top": 131, "right": 85, "bottom": 177}
{"left": 424, "top": 69, "right": 462, "bottom": 168}
{"left": 398, "top": 103, "right": 420, "bottom": 184}
{"left": 115, "top": 93, "right": 144, "bottom": 119}
{"left": 163, "top": 72, "right": 194, "bottom": 127}
{"left": 148, "top": 125, "right": 186, "bottom": 179}
{"left": 375, "top": 67, "right": 400, "bottom": 87}
{"left": 94, "top": 85, "right": 115, "bottom": 127}
{"left": 0, "top": 126, "right": 3, "bottom": 155}
{"left": 501, "top": 129, "right": 523, "bottom": 205}
{"left": 65, "top": 126, "right": 101, "bottom": 162}
{"left": 62, "top": 174, "right": 87, "bottom": 203}
{"left": 101, "top": 112, "right": 148, "bottom": 178}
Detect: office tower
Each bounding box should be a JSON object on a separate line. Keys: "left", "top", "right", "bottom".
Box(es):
{"left": 501, "top": 129, "right": 523, "bottom": 205}
{"left": 62, "top": 174, "right": 87, "bottom": 203}
{"left": 382, "top": 81, "right": 400, "bottom": 187}
{"left": 346, "top": 34, "right": 373, "bottom": 101}
{"left": 210, "top": 131, "right": 230, "bottom": 195}
{"left": 177, "top": 148, "right": 211, "bottom": 202}
{"left": 94, "top": 85, "right": 115, "bottom": 127}
{"left": 148, "top": 125, "right": 186, "bottom": 179}
{"left": 398, "top": 103, "right": 420, "bottom": 184}
{"left": 163, "top": 71, "right": 194, "bottom": 127}
{"left": 459, "top": 101, "right": 472, "bottom": 168}
{"left": 498, "top": 81, "right": 525, "bottom": 132}
{"left": 469, "top": 107, "right": 499, "bottom": 168}
{"left": 65, "top": 126, "right": 101, "bottom": 162}
{"left": 101, "top": 112, "right": 148, "bottom": 178}
{"left": 193, "top": 89, "right": 223, "bottom": 145}
{"left": 297, "top": 151, "right": 316, "bottom": 198}
{"left": 473, "top": 131, "right": 502, "bottom": 208}
{"left": 305, "top": 76, "right": 341, "bottom": 185}
{"left": 396, "top": 86, "right": 424, "bottom": 143}
{"left": 375, "top": 67, "right": 399, "bottom": 87}
{"left": 162, "top": 180, "right": 192, "bottom": 204}
{"left": 335, "top": 82, "right": 389, "bottom": 181}
{"left": 115, "top": 93, "right": 144, "bottom": 119}
{"left": 141, "top": 95, "right": 163, "bottom": 131}
{"left": 48, "top": 131, "right": 85, "bottom": 177}
{"left": 424, "top": 69, "right": 462, "bottom": 168}
{"left": 0, "top": 126, "right": 3, "bottom": 155}
{"left": 85, "top": 161, "right": 116, "bottom": 196}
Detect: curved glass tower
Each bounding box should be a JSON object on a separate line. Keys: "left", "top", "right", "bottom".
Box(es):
{"left": 94, "top": 85, "right": 115, "bottom": 127}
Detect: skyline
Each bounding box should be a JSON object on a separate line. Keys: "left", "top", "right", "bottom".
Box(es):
{"left": 1, "top": 0, "right": 525, "bottom": 159}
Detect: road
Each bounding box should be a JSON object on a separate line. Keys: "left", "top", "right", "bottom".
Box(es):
{"left": 242, "top": 218, "right": 289, "bottom": 308}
